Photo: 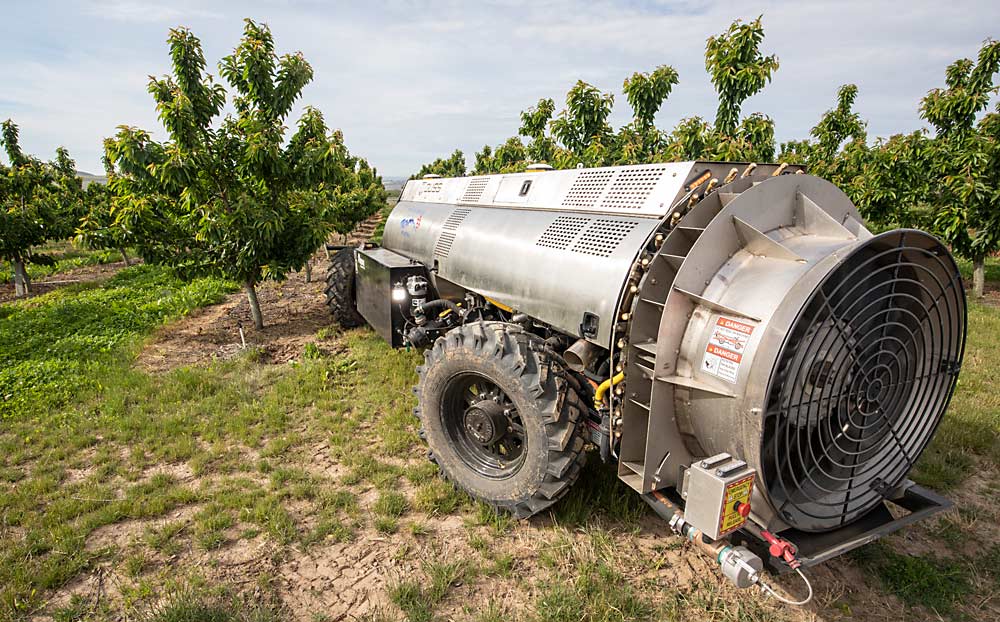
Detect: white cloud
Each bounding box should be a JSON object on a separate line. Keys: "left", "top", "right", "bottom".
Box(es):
{"left": 1, "top": 0, "right": 998, "bottom": 176}
{"left": 84, "top": 1, "right": 222, "bottom": 23}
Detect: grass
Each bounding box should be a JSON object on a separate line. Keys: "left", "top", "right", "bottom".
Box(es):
{"left": 851, "top": 541, "right": 972, "bottom": 615}
{"left": 2, "top": 245, "right": 1000, "bottom": 621}
{"left": 551, "top": 459, "right": 649, "bottom": 528}
{"left": 0, "top": 264, "right": 235, "bottom": 419}
{"left": 954, "top": 255, "right": 1000, "bottom": 285}
{"left": 135, "top": 588, "right": 287, "bottom": 622}
{"left": 413, "top": 478, "right": 467, "bottom": 515}
{"left": 533, "top": 535, "right": 654, "bottom": 622}
{"left": 388, "top": 559, "right": 468, "bottom": 622}
{"left": 369, "top": 199, "right": 396, "bottom": 246}
{"left": 373, "top": 491, "right": 409, "bottom": 519}
{"left": 912, "top": 301, "right": 1000, "bottom": 489}
{"left": 0, "top": 273, "right": 426, "bottom": 618}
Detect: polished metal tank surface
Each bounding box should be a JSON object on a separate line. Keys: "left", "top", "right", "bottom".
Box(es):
{"left": 383, "top": 163, "right": 696, "bottom": 346}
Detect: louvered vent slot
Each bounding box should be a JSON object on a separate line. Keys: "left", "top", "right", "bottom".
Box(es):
{"left": 434, "top": 208, "right": 472, "bottom": 258}
{"left": 600, "top": 166, "right": 668, "bottom": 210}
{"left": 459, "top": 177, "right": 489, "bottom": 203}
{"left": 536, "top": 216, "right": 591, "bottom": 250}
{"left": 572, "top": 219, "right": 639, "bottom": 257}
{"left": 562, "top": 170, "right": 614, "bottom": 208}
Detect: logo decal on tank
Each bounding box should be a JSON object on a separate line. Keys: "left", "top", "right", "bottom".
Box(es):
{"left": 400, "top": 213, "right": 423, "bottom": 237}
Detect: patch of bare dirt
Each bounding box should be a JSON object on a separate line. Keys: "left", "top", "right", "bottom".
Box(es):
{"left": 277, "top": 530, "right": 415, "bottom": 619}
{"left": 137, "top": 254, "right": 336, "bottom": 371}
{"left": 976, "top": 284, "right": 1000, "bottom": 308}
{"left": 0, "top": 260, "right": 132, "bottom": 304}
{"left": 136, "top": 210, "right": 388, "bottom": 371}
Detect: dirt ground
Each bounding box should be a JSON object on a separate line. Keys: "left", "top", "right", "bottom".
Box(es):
{"left": 136, "top": 255, "right": 335, "bottom": 372}
{"left": 137, "top": 212, "right": 383, "bottom": 372}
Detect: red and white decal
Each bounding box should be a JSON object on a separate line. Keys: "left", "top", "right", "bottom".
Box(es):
{"left": 702, "top": 316, "right": 756, "bottom": 383}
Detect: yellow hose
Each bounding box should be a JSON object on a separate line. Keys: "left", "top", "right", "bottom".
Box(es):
{"left": 594, "top": 372, "right": 625, "bottom": 408}
{"left": 485, "top": 296, "right": 513, "bottom": 312}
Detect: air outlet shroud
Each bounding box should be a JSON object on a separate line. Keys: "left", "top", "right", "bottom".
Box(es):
{"left": 562, "top": 170, "right": 614, "bottom": 209}
{"left": 761, "top": 230, "right": 966, "bottom": 531}
{"left": 460, "top": 178, "right": 489, "bottom": 204}
{"left": 600, "top": 166, "right": 667, "bottom": 210}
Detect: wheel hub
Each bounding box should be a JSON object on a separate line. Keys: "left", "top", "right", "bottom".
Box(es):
{"left": 463, "top": 400, "right": 509, "bottom": 445}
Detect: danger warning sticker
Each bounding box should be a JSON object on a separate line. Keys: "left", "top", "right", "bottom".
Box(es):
{"left": 702, "top": 316, "right": 756, "bottom": 384}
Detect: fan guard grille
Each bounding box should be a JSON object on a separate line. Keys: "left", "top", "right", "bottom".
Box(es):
{"left": 761, "top": 230, "right": 966, "bottom": 532}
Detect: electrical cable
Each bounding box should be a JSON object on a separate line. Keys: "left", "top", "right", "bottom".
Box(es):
{"left": 758, "top": 568, "right": 813, "bottom": 606}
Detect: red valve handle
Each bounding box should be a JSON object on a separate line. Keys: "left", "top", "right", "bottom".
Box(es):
{"left": 761, "top": 530, "right": 801, "bottom": 569}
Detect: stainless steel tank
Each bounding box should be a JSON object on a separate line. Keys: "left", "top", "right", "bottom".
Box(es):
{"left": 383, "top": 162, "right": 696, "bottom": 346}
{"left": 382, "top": 162, "right": 966, "bottom": 536}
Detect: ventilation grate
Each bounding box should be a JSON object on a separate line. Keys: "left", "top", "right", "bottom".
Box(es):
{"left": 600, "top": 166, "right": 667, "bottom": 210}
{"left": 571, "top": 219, "right": 639, "bottom": 257}
{"left": 434, "top": 208, "right": 472, "bottom": 259}
{"left": 562, "top": 170, "right": 614, "bottom": 209}
{"left": 761, "top": 230, "right": 966, "bottom": 531}
{"left": 460, "top": 177, "right": 489, "bottom": 203}
{"left": 536, "top": 216, "right": 591, "bottom": 250}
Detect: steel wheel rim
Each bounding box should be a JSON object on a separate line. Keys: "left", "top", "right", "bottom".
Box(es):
{"left": 441, "top": 372, "right": 527, "bottom": 479}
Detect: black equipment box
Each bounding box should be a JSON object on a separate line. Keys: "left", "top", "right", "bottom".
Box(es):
{"left": 354, "top": 247, "right": 429, "bottom": 347}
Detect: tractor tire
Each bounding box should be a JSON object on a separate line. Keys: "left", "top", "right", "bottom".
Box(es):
{"left": 324, "top": 248, "right": 365, "bottom": 328}
{"left": 415, "top": 322, "right": 587, "bottom": 518}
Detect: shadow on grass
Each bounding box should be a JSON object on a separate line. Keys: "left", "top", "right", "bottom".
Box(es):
{"left": 547, "top": 454, "right": 650, "bottom": 528}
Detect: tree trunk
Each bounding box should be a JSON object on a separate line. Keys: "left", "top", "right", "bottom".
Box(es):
{"left": 245, "top": 281, "right": 264, "bottom": 330}
{"left": 973, "top": 256, "right": 986, "bottom": 299}
{"left": 304, "top": 261, "right": 312, "bottom": 283}
{"left": 119, "top": 248, "right": 132, "bottom": 266}
{"left": 13, "top": 259, "right": 29, "bottom": 298}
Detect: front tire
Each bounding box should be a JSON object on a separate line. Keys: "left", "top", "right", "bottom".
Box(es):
{"left": 415, "top": 322, "right": 587, "bottom": 518}
{"left": 324, "top": 248, "right": 365, "bottom": 328}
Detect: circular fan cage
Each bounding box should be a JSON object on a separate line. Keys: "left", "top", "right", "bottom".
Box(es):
{"left": 762, "top": 229, "right": 966, "bottom": 532}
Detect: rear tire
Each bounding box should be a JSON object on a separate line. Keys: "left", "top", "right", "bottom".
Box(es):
{"left": 415, "top": 322, "right": 587, "bottom": 518}
{"left": 324, "top": 248, "right": 365, "bottom": 328}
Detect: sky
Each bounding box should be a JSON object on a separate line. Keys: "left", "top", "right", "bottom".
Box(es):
{"left": 1, "top": 0, "right": 998, "bottom": 177}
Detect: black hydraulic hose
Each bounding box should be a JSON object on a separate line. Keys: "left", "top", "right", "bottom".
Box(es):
{"left": 417, "top": 299, "right": 462, "bottom": 318}
{"left": 597, "top": 357, "right": 611, "bottom": 378}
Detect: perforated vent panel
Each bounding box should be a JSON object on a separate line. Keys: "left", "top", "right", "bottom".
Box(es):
{"left": 434, "top": 208, "right": 472, "bottom": 259}
{"left": 562, "top": 170, "right": 615, "bottom": 208}
{"left": 460, "top": 178, "right": 489, "bottom": 204}
{"left": 572, "top": 219, "right": 639, "bottom": 257}
{"left": 600, "top": 166, "right": 667, "bottom": 210}
{"left": 536, "top": 216, "right": 591, "bottom": 250}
